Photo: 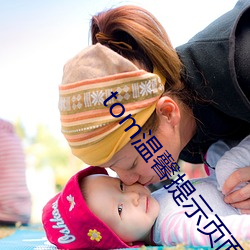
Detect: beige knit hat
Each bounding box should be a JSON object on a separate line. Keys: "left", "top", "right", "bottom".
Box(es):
{"left": 59, "top": 43, "right": 165, "bottom": 165}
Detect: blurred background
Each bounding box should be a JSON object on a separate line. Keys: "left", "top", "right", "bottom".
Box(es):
{"left": 0, "top": 0, "right": 238, "bottom": 223}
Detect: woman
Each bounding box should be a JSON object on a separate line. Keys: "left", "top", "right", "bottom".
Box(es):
{"left": 59, "top": 1, "right": 250, "bottom": 212}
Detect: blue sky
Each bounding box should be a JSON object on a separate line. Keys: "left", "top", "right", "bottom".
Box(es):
{"left": 0, "top": 0, "right": 238, "bottom": 139}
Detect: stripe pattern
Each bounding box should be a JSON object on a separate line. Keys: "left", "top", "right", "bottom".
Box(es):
{"left": 59, "top": 70, "right": 164, "bottom": 148}
{"left": 0, "top": 119, "right": 31, "bottom": 224}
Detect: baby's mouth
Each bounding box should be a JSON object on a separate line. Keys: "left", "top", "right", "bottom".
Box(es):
{"left": 146, "top": 196, "right": 149, "bottom": 213}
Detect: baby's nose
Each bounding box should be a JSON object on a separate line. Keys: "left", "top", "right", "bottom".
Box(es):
{"left": 126, "top": 191, "right": 140, "bottom": 206}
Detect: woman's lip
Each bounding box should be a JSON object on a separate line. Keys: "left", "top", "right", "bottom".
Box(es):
{"left": 143, "top": 177, "right": 154, "bottom": 186}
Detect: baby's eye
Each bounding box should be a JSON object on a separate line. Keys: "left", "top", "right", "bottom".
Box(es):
{"left": 120, "top": 180, "right": 124, "bottom": 191}
{"left": 118, "top": 204, "right": 123, "bottom": 216}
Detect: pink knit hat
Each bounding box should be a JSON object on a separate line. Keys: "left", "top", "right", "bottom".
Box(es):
{"left": 42, "top": 166, "right": 141, "bottom": 249}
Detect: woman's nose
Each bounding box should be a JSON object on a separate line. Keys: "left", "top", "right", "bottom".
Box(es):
{"left": 113, "top": 168, "right": 140, "bottom": 185}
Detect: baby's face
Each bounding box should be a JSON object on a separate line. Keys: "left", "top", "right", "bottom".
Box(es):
{"left": 84, "top": 174, "right": 160, "bottom": 243}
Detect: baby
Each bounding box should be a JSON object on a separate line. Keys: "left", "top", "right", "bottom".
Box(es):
{"left": 42, "top": 136, "right": 250, "bottom": 249}
{"left": 42, "top": 166, "right": 155, "bottom": 249}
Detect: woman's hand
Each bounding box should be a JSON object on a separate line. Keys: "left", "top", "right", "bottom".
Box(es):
{"left": 223, "top": 166, "right": 250, "bottom": 214}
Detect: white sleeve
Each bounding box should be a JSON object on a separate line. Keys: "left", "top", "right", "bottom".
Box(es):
{"left": 215, "top": 135, "right": 250, "bottom": 192}
{"left": 205, "top": 139, "right": 232, "bottom": 180}
{"left": 160, "top": 208, "right": 250, "bottom": 247}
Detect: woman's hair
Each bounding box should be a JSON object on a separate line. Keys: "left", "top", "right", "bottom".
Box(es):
{"left": 90, "top": 5, "right": 193, "bottom": 131}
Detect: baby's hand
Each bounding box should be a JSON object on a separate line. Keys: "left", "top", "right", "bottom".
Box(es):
{"left": 223, "top": 166, "right": 250, "bottom": 214}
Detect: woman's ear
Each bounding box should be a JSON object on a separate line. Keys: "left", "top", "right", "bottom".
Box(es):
{"left": 156, "top": 96, "right": 180, "bottom": 126}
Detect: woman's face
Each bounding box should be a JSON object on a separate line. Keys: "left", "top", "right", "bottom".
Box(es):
{"left": 100, "top": 93, "right": 194, "bottom": 186}
{"left": 100, "top": 62, "right": 183, "bottom": 185}
{"left": 100, "top": 120, "right": 182, "bottom": 186}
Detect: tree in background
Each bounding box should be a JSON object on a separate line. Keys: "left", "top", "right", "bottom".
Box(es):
{"left": 14, "top": 120, "right": 85, "bottom": 192}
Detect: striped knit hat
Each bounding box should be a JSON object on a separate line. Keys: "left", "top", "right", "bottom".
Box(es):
{"left": 59, "top": 43, "right": 165, "bottom": 165}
